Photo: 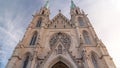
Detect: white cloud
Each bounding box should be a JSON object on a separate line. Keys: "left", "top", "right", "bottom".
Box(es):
{"left": 77, "top": 0, "right": 120, "bottom": 67}
{"left": 0, "top": 0, "right": 120, "bottom": 68}
{"left": 0, "top": 7, "right": 26, "bottom": 68}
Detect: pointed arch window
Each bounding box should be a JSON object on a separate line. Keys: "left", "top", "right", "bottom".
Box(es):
{"left": 42, "top": 11, "right": 44, "bottom": 15}
{"left": 76, "top": 10, "right": 78, "bottom": 14}
{"left": 78, "top": 17, "right": 85, "bottom": 26}
{"left": 30, "top": 32, "right": 38, "bottom": 45}
{"left": 83, "top": 31, "right": 91, "bottom": 44}
{"left": 36, "top": 18, "right": 42, "bottom": 27}
{"left": 91, "top": 53, "right": 98, "bottom": 68}
{"left": 23, "top": 55, "right": 30, "bottom": 68}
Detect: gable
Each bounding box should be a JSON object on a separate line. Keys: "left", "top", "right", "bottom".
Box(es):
{"left": 47, "top": 13, "right": 74, "bottom": 29}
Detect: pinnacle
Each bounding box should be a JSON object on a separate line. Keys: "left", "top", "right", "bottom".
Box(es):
{"left": 71, "top": 0, "right": 76, "bottom": 9}
{"left": 44, "top": 0, "right": 49, "bottom": 8}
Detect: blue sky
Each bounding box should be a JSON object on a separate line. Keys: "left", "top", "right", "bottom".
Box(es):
{"left": 0, "top": 0, "right": 120, "bottom": 68}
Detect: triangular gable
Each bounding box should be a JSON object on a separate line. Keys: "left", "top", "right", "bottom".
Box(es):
{"left": 51, "top": 13, "right": 70, "bottom": 23}
{"left": 48, "top": 13, "right": 73, "bottom": 29}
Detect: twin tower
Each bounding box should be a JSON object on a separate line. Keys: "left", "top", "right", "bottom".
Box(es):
{"left": 6, "top": 0, "right": 116, "bottom": 68}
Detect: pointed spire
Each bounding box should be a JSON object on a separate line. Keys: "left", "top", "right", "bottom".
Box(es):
{"left": 44, "top": 0, "right": 49, "bottom": 8}
{"left": 71, "top": 0, "right": 76, "bottom": 9}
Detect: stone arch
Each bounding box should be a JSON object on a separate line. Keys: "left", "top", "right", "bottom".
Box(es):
{"left": 46, "top": 55, "right": 75, "bottom": 68}
{"left": 23, "top": 52, "right": 32, "bottom": 58}
{"left": 52, "top": 61, "right": 69, "bottom": 68}
{"left": 90, "top": 51, "right": 99, "bottom": 59}
{"left": 90, "top": 50, "right": 101, "bottom": 58}
{"left": 21, "top": 52, "right": 32, "bottom": 68}
{"left": 49, "top": 32, "right": 71, "bottom": 50}
{"left": 31, "top": 30, "right": 38, "bottom": 35}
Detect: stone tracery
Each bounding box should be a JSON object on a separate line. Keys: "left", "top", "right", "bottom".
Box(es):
{"left": 50, "top": 32, "right": 71, "bottom": 49}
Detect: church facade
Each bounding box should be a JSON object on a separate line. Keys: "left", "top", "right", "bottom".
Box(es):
{"left": 6, "top": 0, "right": 116, "bottom": 68}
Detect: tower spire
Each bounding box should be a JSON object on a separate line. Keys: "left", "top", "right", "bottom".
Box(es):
{"left": 44, "top": 0, "right": 49, "bottom": 8}
{"left": 71, "top": 0, "right": 76, "bottom": 9}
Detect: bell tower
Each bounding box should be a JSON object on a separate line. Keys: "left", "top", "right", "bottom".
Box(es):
{"left": 6, "top": 0, "right": 116, "bottom": 68}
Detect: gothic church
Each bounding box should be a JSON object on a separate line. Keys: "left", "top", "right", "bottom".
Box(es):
{"left": 6, "top": 0, "right": 116, "bottom": 68}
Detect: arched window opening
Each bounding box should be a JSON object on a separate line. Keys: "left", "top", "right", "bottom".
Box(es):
{"left": 36, "top": 18, "right": 42, "bottom": 27}
{"left": 23, "top": 55, "right": 30, "bottom": 68}
{"left": 91, "top": 53, "right": 98, "bottom": 68}
{"left": 30, "top": 32, "right": 38, "bottom": 45}
{"left": 42, "top": 11, "right": 44, "bottom": 15}
{"left": 55, "top": 24, "right": 56, "bottom": 28}
{"left": 76, "top": 10, "right": 78, "bottom": 14}
{"left": 83, "top": 31, "right": 91, "bottom": 44}
{"left": 58, "top": 45, "right": 62, "bottom": 54}
{"left": 79, "top": 17, "right": 85, "bottom": 26}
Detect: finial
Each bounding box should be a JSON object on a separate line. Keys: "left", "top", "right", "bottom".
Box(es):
{"left": 59, "top": 10, "right": 61, "bottom": 13}
{"left": 71, "top": 0, "right": 76, "bottom": 9}
{"left": 44, "top": 0, "right": 49, "bottom": 8}
{"left": 81, "top": 10, "right": 85, "bottom": 14}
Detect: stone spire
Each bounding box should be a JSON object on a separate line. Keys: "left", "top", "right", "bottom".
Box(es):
{"left": 44, "top": 0, "right": 49, "bottom": 8}
{"left": 71, "top": 0, "right": 76, "bottom": 9}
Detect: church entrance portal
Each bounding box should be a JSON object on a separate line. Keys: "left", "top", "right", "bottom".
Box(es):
{"left": 52, "top": 61, "right": 69, "bottom": 68}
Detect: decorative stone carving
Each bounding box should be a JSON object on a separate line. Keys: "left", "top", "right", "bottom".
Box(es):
{"left": 36, "top": 59, "right": 43, "bottom": 68}
{"left": 50, "top": 32, "right": 71, "bottom": 50}
{"left": 57, "top": 44, "right": 62, "bottom": 54}
{"left": 47, "top": 13, "right": 74, "bottom": 29}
